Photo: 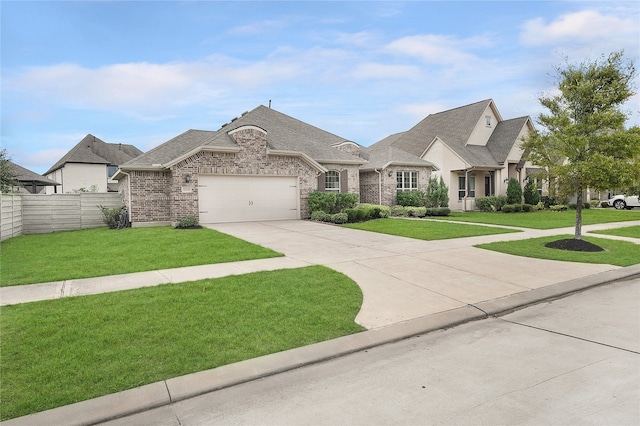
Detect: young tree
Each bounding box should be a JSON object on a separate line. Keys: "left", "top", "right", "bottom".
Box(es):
{"left": 522, "top": 51, "right": 640, "bottom": 240}
{"left": 0, "top": 150, "right": 17, "bottom": 193}
{"left": 523, "top": 179, "right": 540, "bottom": 205}
{"left": 506, "top": 178, "right": 522, "bottom": 205}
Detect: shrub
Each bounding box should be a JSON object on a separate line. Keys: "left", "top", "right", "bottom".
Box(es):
{"left": 535, "top": 201, "right": 545, "bottom": 211}
{"left": 583, "top": 202, "right": 591, "bottom": 209}
{"left": 425, "top": 207, "right": 451, "bottom": 216}
{"left": 177, "top": 215, "right": 200, "bottom": 228}
{"left": 389, "top": 205, "right": 407, "bottom": 217}
{"left": 335, "top": 193, "right": 359, "bottom": 212}
{"left": 406, "top": 206, "right": 427, "bottom": 217}
{"left": 378, "top": 205, "right": 390, "bottom": 218}
{"left": 550, "top": 204, "right": 568, "bottom": 212}
{"left": 425, "top": 176, "right": 450, "bottom": 208}
{"left": 396, "top": 190, "right": 426, "bottom": 207}
{"left": 330, "top": 213, "right": 348, "bottom": 224}
{"left": 475, "top": 196, "right": 508, "bottom": 212}
{"left": 502, "top": 204, "right": 515, "bottom": 213}
{"left": 601, "top": 201, "right": 610, "bottom": 208}
{"left": 522, "top": 203, "right": 533, "bottom": 212}
{"left": 506, "top": 178, "right": 523, "bottom": 205}
{"left": 523, "top": 180, "right": 540, "bottom": 205}
{"left": 98, "top": 205, "right": 124, "bottom": 229}
{"left": 541, "top": 196, "right": 557, "bottom": 208}
{"left": 513, "top": 204, "right": 522, "bottom": 212}
{"left": 311, "top": 211, "right": 329, "bottom": 222}
{"left": 590, "top": 199, "right": 600, "bottom": 208}
{"left": 308, "top": 191, "right": 336, "bottom": 213}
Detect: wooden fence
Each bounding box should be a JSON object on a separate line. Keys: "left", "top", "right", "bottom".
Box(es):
{"left": 1, "top": 193, "right": 122, "bottom": 241}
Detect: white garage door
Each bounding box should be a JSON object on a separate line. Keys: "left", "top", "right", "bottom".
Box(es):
{"left": 198, "top": 175, "right": 299, "bottom": 223}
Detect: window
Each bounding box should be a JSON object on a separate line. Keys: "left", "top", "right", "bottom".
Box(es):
{"left": 397, "top": 171, "right": 418, "bottom": 191}
{"left": 458, "top": 175, "right": 476, "bottom": 199}
{"left": 325, "top": 171, "right": 340, "bottom": 192}
{"left": 107, "top": 166, "right": 118, "bottom": 179}
{"left": 485, "top": 116, "right": 492, "bottom": 127}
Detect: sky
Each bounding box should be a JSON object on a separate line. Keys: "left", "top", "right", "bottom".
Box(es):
{"left": 2, "top": 0, "right": 639, "bottom": 174}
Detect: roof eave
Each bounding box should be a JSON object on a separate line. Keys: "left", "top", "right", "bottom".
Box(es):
{"left": 267, "top": 149, "right": 328, "bottom": 173}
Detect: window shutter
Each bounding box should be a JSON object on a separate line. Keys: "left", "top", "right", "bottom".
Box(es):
{"left": 340, "top": 170, "right": 348, "bottom": 193}
{"left": 317, "top": 173, "right": 326, "bottom": 191}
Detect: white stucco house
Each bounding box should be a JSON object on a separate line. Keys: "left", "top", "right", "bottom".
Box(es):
{"left": 44, "top": 134, "right": 143, "bottom": 194}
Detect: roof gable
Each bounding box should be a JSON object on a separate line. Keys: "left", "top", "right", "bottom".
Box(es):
{"left": 45, "top": 134, "right": 143, "bottom": 174}
{"left": 9, "top": 161, "right": 59, "bottom": 185}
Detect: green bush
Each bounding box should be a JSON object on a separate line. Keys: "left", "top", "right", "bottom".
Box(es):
{"left": 502, "top": 204, "right": 515, "bottom": 213}
{"left": 396, "top": 190, "right": 426, "bottom": 207}
{"left": 513, "top": 204, "right": 522, "bottom": 212}
{"left": 378, "top": 205, "right": 390, "bottom": 218}
{"left": 390, "top": 205, "right": 407, "bottom": 217}
{"left": 568, "top": 202, "right": 590, "bottom": 210}
{"left": 330, "top": 213, "right": 348, "bottom": 224}
{"left": 583, "top": 202, "right": 591, "bottom": 209}
{"left": 522, "top": 204, "right": 533, "bottom": 212}
{"left": 425, "top": 176, "right": 449, "bottom": 208}
{"left": 475, "top": 196, "right": 507, "bottom": 212}
{"left": 506, "top": 178, "right": 523, "bottom": 204}
{"left": 177, "top": 215, "right": 200, "bottom": 228}
{"left": 550, "top": 204, "right": 568, "bottom": 212}
{"left": 601, "top": 201, "right": 610, "bottom": 208}
{"left": 406, "top": 206, "right": 427, "bottom": 218}
{"left": 523, "top": 180, "right": 540, "bottom": 205}
{"left": 98, "top": 205, "right": 124, "bottom": 229}
{"left": 535, "top": 201, "right": 545, "bottom": 211}
{"left": 425, "top": 207, "right": 451, "bottom": 216}
{"left": 308, "top": 191, "right": 358, "bottom": 214}
{"left": 311, "top": 211, "right": 329, "bottom": 222}
{"left": 590, "top": 199, "right": 600, "bottom": 208}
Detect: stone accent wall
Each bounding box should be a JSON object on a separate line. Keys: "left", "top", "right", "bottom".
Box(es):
{"left": 334, "top": 142, "right": 361, "bottom": 157}
{"left": 320, "top": 163, "right": 361, "bottom": 196}
{"left": 360, "top": 171, "right": 381, "bottom": 204}
{"left": 359, "top": 167, "right": 432, "bottom": 206}
{"left": 124, "top": 127, "right": 325, "bottom": 223}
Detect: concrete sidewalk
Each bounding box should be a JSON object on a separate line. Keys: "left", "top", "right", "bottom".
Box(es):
{"left": 1, "top": 219, "right": 639, "bottom": 425}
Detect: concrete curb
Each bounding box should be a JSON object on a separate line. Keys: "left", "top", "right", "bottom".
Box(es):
{"left": 3, "top": 266, "right": 639, "bottom": 426}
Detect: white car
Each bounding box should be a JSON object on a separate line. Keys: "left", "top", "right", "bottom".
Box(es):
{"left": 607, "top": 194, "right": 640, "bottom": 210}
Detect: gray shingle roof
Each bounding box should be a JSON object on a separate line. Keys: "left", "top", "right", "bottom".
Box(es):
{"left": 361, "top": 146, "right": 435, "bottom": 170}
{"left": 9, "top": 161, "right": 59, "bottom": 185}
{"left": 123, "top": 105, "right": 365, "bottom": 168}
{"left": 370, "top": 99, "right": 531, "bottom": 168}
{"left": 45, "top": 134, "right": 143, "bottom": 175}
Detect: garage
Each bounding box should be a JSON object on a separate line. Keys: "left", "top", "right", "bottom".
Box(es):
{"left": 198, "top": 175, "right": 299, "bottom": 223}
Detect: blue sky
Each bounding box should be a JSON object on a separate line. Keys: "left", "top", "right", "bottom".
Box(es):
{"left": 2, "top": 1, "right": 639, "bottom": 174}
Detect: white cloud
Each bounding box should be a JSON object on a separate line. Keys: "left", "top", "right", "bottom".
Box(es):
{"left": 520, "top": 10, "right": 637, "bottom": 47}
{"left": 385, "top": 34, "right": 492, "bottom": 67}
{"left": 228, "top": 19, "right": 287, "bottom": 36}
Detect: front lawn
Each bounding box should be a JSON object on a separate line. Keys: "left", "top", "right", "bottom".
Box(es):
{"left": 589, "top": 225, "right": 640, "bottom": 239}
{"left": 429, "top": 209, "right": 640, "bottom": 229}
{"left": 0, "top": 226, "right": 282, "bottom": 286}
{"left": 476, "top": 235, "right": 640, "bottom": 266}
{"left": 343, "top": 218, "right": 520, "bottom": 240}
{"left": 0, "top": 266, "right": 365, "bottom": 421}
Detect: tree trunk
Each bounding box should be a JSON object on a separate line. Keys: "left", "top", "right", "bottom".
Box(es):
{"left": 575, "top": 187, "right": 583, "bottom": 240}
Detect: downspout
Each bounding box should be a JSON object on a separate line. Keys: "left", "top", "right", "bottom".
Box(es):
{"left": 374, "top": 169, "right": 382, "bottom": 205}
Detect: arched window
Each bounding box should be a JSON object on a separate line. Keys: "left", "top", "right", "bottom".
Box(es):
{"left": 325, "top": 171, "right": 340, "bottom": 192}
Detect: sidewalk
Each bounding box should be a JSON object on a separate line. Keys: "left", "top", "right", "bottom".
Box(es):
{"left": 1, "top": 219, "right": 639, "bottom": 425}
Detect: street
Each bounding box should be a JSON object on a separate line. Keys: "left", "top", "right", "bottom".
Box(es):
{"left": 104, "top": 277, "right": 640, "bottom": 425}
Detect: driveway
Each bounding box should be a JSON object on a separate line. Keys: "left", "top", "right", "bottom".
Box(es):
{"left": 206, "top": 220, "right": 618, "bottom": 329}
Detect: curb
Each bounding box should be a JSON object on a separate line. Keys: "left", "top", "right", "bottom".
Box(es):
{"left": 3, "top": 265, "right": 639, "bottom": 426}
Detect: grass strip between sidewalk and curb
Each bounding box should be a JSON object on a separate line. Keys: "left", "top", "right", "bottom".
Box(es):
{"left": 476, "top": 235, "right": 640, "bottom": 266}
{"left": 588, "top": 225, "right": 640, "bottom": 239}
{"left": 0, "top": 265, "right": 365, "bottom": 421}
{"left": 427, "top": 209, "right": 640, "bottom": 229}
{"left": 342, "top": 217, "right": 520, "bottom": 239}
{"left": 0, "top": 226, "right": 282, "bottom": 287}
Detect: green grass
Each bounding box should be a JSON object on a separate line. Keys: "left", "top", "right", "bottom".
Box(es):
{"left": 476, "top": 235, "right": 640, "bottom": 266}
{"left": 0, "top": 266, "right": 365, "bottom": 421}
{"left": 0, "top": 227, "right": 282, "bottom": 286}
{"left": 589, "top": 225, "right": 640, "bottom": 239}
{"left": 343, "top": 218, "right": 520, "bottom": 240}
{"left": 429, "top": 209, "right": 640, "bottom": 229}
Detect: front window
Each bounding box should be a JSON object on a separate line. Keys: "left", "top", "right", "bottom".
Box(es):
{"left": 107, "top": 166, "right": 118, "bottom": 179}
{"left": 325, "top": 171, "right": 340, "bottom": 192}
{"left": 397, "top": 171, "right": 418, "bottom": 191}
{"left": 458, "top": 175, "right": 476, "bottom": 199}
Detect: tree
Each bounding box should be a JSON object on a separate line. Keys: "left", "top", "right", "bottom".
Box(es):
{"left": 522, "top": 51, "right": 640, "bottom": 240}
{"left": 523, "top": 179, "right": 540, "bottom": 205}
{"left": 0, "top": 149, "right": 17, "bottom": 193}
{"left": 506, "top": 178, "right": 522, "bottom": 204}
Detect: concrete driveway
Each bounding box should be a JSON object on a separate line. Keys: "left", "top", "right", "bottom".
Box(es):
{"left": 206, "top": 220, "right": 618, "bottom": 329}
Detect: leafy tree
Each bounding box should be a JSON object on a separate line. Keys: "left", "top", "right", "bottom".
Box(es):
{"left": 437, "top": 176, "right": 449, "bottom": 207}
{"left": 506, "top": 178, "right": 522, "bottom": 204}
{"left": 522, "top": 51, "right": 640, "bottom": 239}
{"left": 0, "top": 150, "right": 17, "bottom": 193}
{"left": 523, "top": 179, "right": 540, "bottom": 205}
{"left": 425, "top": 176, "right": 450, "bottom": 208}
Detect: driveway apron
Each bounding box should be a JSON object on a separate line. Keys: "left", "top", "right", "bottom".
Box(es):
{"left": 206, "top": 220, "right": 618, "bottom": 329}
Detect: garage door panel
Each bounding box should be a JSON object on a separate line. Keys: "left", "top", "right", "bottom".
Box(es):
{"left": 198, "top": 175, "right": 299, "bottom": 223}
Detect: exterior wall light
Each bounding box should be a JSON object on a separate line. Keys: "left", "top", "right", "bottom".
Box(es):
{"left": 184, "top": 174, "right": 192, "bottom": 183}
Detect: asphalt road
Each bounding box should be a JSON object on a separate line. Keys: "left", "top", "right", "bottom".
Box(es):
{"left": 104, "top": 277, "right": 640, "bottom": 426}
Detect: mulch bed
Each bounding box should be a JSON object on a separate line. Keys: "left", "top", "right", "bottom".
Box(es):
{"left": 545, "top": 238, "right": 604, "bottom": 252}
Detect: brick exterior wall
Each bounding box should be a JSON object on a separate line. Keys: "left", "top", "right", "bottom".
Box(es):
{"left": 360, "top": 167, "right": 432, "bottom": 206}
{"left": 121, "top": 127, "right": 325, "bottom": 224}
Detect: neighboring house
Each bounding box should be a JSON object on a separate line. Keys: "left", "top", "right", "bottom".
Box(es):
{"left": 369, "top": 99, "right": 536, "bottom": 211}
{"left": 44, "top": 134, "right": 143, "bottom": 194}
{"left": 114, "top": 105, "right": 436, "bottom": 225}
{"left": 7, "top": 161, "right": 59, "bottom": 194}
